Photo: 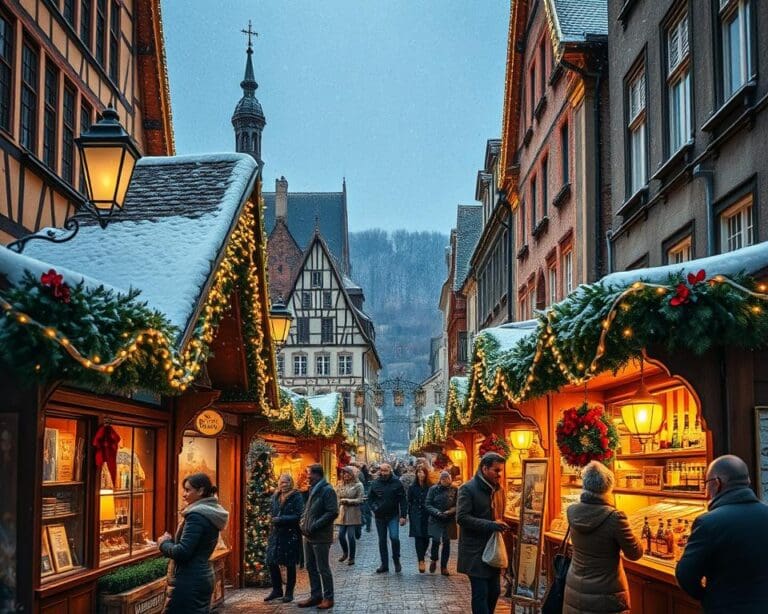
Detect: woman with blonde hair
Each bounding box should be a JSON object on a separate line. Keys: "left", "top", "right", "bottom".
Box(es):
{"left": 264, "top": 473, "right": 304, "bottom": 603}
{"left": 336, "top": 466, "right": 365, "bottom": 565}
{"left": 563, "top": 461, "right": 643, "bottom": 614}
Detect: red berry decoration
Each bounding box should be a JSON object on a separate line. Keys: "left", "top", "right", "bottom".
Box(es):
{"left": 556, "top": 403, "right": 619, "bottom": 467}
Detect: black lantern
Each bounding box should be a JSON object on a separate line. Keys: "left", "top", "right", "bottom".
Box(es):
{"left": 269, "top": 297, "right": 294, "bottom": 348}
{"left": 374, "top": 387, "right": 384, "bottom": 408}
{"left": 393, "top": 387, "right": 405, "bottom": 407}
{"left": 414, "top": 387, "right": 426, "bottom": 409}
{"left": 76, "top": 105, "right": 141, "bottom": 226}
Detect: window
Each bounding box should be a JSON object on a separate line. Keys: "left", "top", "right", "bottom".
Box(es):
{"left": 0, "top": 11, "right": 12, "bottom": 133}
{"left": 529, "top": 65, "right": 536, "bottom": 119}
{"left": 539, "top": 40, "right": 547, "bottom": 93}
{"left": 542, "top": 156, "right": 549, "bottom": 216}
{"left": 315, "top": 354, "right": 330, "bottom": 376}
{"left": 62, "top": 84, "right": 76, "bottom": 184}
{"left": 667, "top": 11, "right": 691, "bottom": 153}
{"left": 95, "top": 0, "right": 106, "bottom": 65}
{"left": 548, "top": 262, "right": 558, "bottom": 304}
{"left": 276, "top": 354, "right": 284, "bottom": 376}
{"left": 296, "top": 317, "right": 309, "bottom": 343}
{"left": 562, "top": 249, "right": 574, "bottom": 296}
{"left": 531, "top": 176, "right": 537, "bottom": 230}
{"left": 301, "top": 292, "right": 311, "bottom": 309}
{"left": 79, "top": 101, "right": 92, "bottom": 193}
{"left": 434, "top": 389, "right": 443, "bottom": 405}
{"left": 98, "top": 425, "right": 156, "bottom": 565}
{"left": 561, "top": 122, "right": 569, "bottom": 184}
{"left": 720, "top": 195, "right": 754, "bottom": 252}
{"left": 322, "top": 291, "right": 332, "bottom": 309}
{"left": 720, "top": 0, "right": 753, "bottom": 100}
{"left": 667, "top": 236, "right": 692, "bottom": 263}
{"left": 43, "top": 63, "right": 59, "bottom": 170}
{"left": 293, "top": 354, "right": 307, "bottom": 376}
{"left": 80, "top": 0, "right": 92, "bottom": 48}
{"left": 109, "top": 1, "right": 119, "bottom": 82}
{"left": 457, "top": 331, "right": 468, "bottom": 364}
{"left": 519, "top": 201, "right": 527, "bottom": 245}
{"left": 519, "top": 291, "right": 528, "bottom": 321}
{"left": 338, "top": 354, "right": 353, "bottom": 376}
{"left": 627, "top": 67, "right": 647, "bottom": 195}
{"left": 63, "top": 0, "right": 76, "bottom": 27}
{"left": 321, "top": 318, "right": 334, "bottom": 344}
{"left": 311, "top": 271, "right": 322, "bottom": 287}
{"left": 342, "top": 391, "right": 351, "bottom": 415}
{"left": 20, "top": 40, "right": 38, "bottom": 153}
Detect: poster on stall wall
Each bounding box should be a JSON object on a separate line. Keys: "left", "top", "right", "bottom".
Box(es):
{"left": 57, "top": 432, "right": 76, "bottom": 482}
{"left": 42, "top": 428, "right": 58, "bottom": 483}
{"left": 756, "top": 407, "right": 768, "bottom": 504}
{"left": 513, "top": 458, "right": 549, "bottom": 602}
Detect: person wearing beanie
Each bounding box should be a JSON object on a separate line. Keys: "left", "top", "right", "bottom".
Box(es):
{"left": 425, "top": 470, "right": 458, "bottom": 575}
{"left": 563, "top": 461, "right": 643, "bottom": 614}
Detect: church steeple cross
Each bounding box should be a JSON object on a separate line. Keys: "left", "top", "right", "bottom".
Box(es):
{"left": 241, "top": 20, "right": 258, "bottom": 49}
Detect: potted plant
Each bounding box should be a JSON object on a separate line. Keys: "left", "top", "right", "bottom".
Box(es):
{"left": 98, "top": 557, "right": 168, "bottom": 614}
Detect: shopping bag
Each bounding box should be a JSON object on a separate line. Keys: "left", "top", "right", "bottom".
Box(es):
{"left": 481, "top": 531, "right": 508, "bottom": 568}
{"left": 542, "top": 526, "right": 571, "bottom": 614}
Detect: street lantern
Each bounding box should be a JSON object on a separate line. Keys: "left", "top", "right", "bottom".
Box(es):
{"left": 393, "top": 387, "right": 404, "bottom": 407}
{"left": 508, "top": 425, "right": 536, "bottom": 451}
{"left": 414, "top": 387, "right": 426, "bottom": 409}
{"left": 269, "top": 297, "right": 293, "bottom": 347}
{"left": 620, "top": 360, "right": 664, "bottom": 448}
{"left": 354, "top": 387, "right": 365, "bottom": 408}
{"left": 374, "top": 387, "right": 384, "bottom": 408}
{"left": 76, "top": 105, "right": 140, "bottom": 226}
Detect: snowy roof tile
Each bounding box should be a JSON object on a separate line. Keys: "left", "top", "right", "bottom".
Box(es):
{"left": 19, "top": 153, "right": 258, "bottom": 339}
{"left": 480, "top": 320, "right": 539, "bottom": 351}
{"left": 263, "top": 191, "right": 347, "bottom": 269}
{"left": 548, "top": 0, "right": 608, "bottom": 43}
{"left": 454, "top": 205, "right": 483, "bottom": 291}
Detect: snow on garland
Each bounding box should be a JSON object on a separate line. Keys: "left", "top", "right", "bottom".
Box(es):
{"left": 556, "top": 403, "right": 619, "bottom": 467}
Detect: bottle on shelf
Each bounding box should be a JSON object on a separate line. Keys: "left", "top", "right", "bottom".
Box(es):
{"left": 665, "top": 519, "right": 675, "bottom": 559}
{"left": 641, "top": 517, "right": 652, "bottom": 554}
{"left": 660, "top": 422, "right": 670, "bottom": 450}
{"left": 655, "top": 519, "right": 667, "bottom": 557}
{"left": 693, "top": 416, "right": 703, "bottom": 448}
{"left": 667, "top": 461, "right": 681, "bottom": 489}
{"left": 671, "top": 413, "right": 681, "bottom": 449}
{"left": 682, "top": 413, "right": 691, "bottom": 448}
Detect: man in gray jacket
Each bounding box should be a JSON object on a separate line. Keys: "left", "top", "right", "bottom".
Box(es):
{"left": 457, "top": 453, "right": 509, "bottom": 614}
{"left": 298, "top": 464, "right": 338, "bottom": 610}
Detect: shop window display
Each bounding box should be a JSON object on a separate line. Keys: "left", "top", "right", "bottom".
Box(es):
{"left": 41, "top": 416, "right": 87, "bottom": 581}
{"left": 99, "top": 425, "right": 156, "bottom": 565}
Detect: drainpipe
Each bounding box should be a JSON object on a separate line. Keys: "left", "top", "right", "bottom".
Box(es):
{"left": 605, "top": 229, "right": 614, "bottom": 274}
{"left": 560, "top": 56, "right": 605, "bottom": 280}
{"left": 693, "top": 165, "right": 716, "bottom": 256}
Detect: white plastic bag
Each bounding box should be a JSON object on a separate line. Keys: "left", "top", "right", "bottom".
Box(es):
{"left": 481, "top": 531, "right": 508, "bottom": 568}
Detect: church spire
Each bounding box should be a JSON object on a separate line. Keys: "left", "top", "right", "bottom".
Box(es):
{"left": 232, "top": 20, "right": 266, "bottom": 172}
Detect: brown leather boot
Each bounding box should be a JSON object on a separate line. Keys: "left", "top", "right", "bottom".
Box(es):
{"left": 317, "top": 598, "right": 335, "bottom": 609}
{"left": 418, "top": 560, "right": 426, "bottom": 573}
{"left": 297, "top": 598, "right": 322, "bottom": 608}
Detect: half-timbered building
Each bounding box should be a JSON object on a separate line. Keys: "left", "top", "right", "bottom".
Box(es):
{"left": 0, "top": 0, "right": 173, "bottom": 245}
{"left": 280, "top": 231, "right": 383, "bottom": 461}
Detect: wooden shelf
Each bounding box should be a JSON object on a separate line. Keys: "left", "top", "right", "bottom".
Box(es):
{"left": 108, "top": 489, "right": 151, "bottom": 496}
{"left": 100, "top": 524, "right": 130, "bottom": 535}
{"left": 616, "top": 448, "right": 706, "bottom": 460}
{"left": 42, "top": 481, "right": 84, "bottom": 487}
{"left": 613, "top": 487, "right": 706, "bottom": 500}
{"left": 42, "top": 512, "right": 78, "bottom": 522}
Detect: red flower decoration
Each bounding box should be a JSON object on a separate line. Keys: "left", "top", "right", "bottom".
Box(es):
{"left": 40, "top": 268, "right": 71, "bottom": 304}
{"left": 556, "top": 403, "right": 619, "bottom": 467}
{"left": 670, "top": 282, "right": 691, "bottom": 307}
{"left": 687, "top": 269, "right": 706, "bottom": 286}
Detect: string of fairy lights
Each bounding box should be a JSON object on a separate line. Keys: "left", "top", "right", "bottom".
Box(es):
{"left": 410, "top": 274, "right": 768, "bottom": 453}
{"left": 0, "top": 199, "right": 349, "bottom": 441}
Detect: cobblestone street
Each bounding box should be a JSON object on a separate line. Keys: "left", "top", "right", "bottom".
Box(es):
{"left": 222, "top": 525, "right": 514, "bottom": 613}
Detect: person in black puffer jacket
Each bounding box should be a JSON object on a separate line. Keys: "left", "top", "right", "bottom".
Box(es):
{"left": 407, "top": 466, "right": 432, "bottom": 573}
{"left": 158, "top": 473, "right": 229, "bottom": 614}
{"left": 368, "top": 463, "right": 407, "bottom": 573}
{"left": 264, "top": 473, "right": 305, "bottom": 603}
{"left": 426, "top": 470, "right": 458, "bottom": 576}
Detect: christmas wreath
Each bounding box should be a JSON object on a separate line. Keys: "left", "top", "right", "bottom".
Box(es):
{"left": 432, "top": 453, "right": 451, "bottom": 470}
{"left": 556, "top": 403, "right": 619, "bottom": 467}
{"left": 478, "top": 433, "right": 511, "bottom": 459}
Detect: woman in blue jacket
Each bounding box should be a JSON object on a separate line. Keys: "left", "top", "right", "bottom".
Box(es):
{"left": 264, "top": 473, "right": 305, "bottom": 602}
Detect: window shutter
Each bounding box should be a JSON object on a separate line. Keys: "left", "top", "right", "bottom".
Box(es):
{"left": 668, "top": 26, "right": 680, "bottom": 73}
{"left": 680, "top": 16, "right": 689, "bottom": 58}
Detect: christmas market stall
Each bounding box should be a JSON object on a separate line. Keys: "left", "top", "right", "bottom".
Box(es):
{"left": 0, "top": 151, "right": 344, "bottom": 612}
{"left": 411, "top": 243, "right": 768, "bottom": 613}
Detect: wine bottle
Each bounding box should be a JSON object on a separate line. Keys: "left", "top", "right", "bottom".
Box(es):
{"left": 682, "top": 413, "right": 691, "bottom": 448}
{"left": 671, "top": 413, "right": 681, "bottom": 449}
{"left": 656, "top": 519, "right": 666, "bottom": 556}
{"left": 665, "top": 519, "right": 675, "bottom": 559}
{"left": 641, "top": 517, "right": 652, "bottom": 554}
{"left": 660, "top": 422, "right": 669, "bottom": 450}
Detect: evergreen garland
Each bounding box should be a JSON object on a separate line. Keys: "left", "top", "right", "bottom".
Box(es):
{"left": 244, "top": 439, "right": 277, "bottom": 587}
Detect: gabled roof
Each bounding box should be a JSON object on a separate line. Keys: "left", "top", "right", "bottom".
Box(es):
{"left": 545, "top": 0, "right": 608, "bottom": 45}
{"left": 288, "top": 232, "right": 381, "bottom": 368}
{"left": 263, "top": 190, "right": 350, "bottom": 274}
{"left": 453, "top": 205, "right": 483, "bottom": 291}
{"left": 19, "top": 153, "right": 259, "bottom": 345}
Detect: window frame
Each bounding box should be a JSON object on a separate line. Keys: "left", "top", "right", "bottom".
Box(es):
{"left": 311, "top": 271, "right": 322, "bottom": 288}
{"left": 79, "top": 100, "right": 93, "bottom": 194}
{"left": 80, "top": 0, "right": 92, "bottom": 49}
{"left": 541, "top": 155, "right": 549, "bottom": 217}
{"left": 719, "top": 194, "right": 755, "bottom": 253}
{"left": 293, "top": 354, "right": 308, "bottom": 377}
{"left": 530, "top": 175, "right": 537, "bottom": 231}
{"left": 338, "top": 353, "right": 353, "bottom": 376}
{"left": 0, "top": 8, "right": 13, "bottom": 134}
{"left": 561, "top": 248, "right": 574, "bottom": 297}
{"left": 322, "top": 291, "right": 332, "bottom": 309}
{"left": 716, "top": 0, "right": 755, "bottom": 104}
{"left": 320, "top": 317, "right": 334, "bottom": 344}
{"left": 663, "top": 6, "right": 693, "bottom": 157}
{"left": 43, "top": 61, "right": 59, "bottom": 170}
{"left": 296, "top": 317, "right": 310, "bottom": 344}
{"left": 20, "top": 38, "right": 39, "bottom": 153}
{"left": 95, "top": 0, "right": 106, "bottom": 66}
{"left": 625, "top": 58, "right": 649, "bottom": 198}
{"left": 315, "top": 353, "right": 331, "bottom": 376}
{"left": 62, "top": 81, "right": 76, "bottom": 184}
{"left": 301, "top": 292, "right": 311, "bottom": 310}
{"left": 547, "top": 259, "right": 558, "bottom": 305}
{"left": 560, "top": 121, "right": 570, "bottom": 185}
{"left": 108, "top": 0, "right": 120, "bottom": 83}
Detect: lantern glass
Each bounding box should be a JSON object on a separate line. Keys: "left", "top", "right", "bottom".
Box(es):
{"left": 620, "top": 382, "right": 664, "bottom": 442}
{"left": 509, "top": 428, "right": 535, "bottom": 451}
{"left": 354, "top": 388, "right": 365, "bottom": 408}
{"left": 393, "top": 389, "right": 404, "bottom": 407}
{"left": 415, "top": 387, "right": 426, "bottom": 409}
{"left": 269, "top": 299, "right": 293, "bottom": 346}
{"left": 374, "top": 389, "right": 384, "bottom": 408}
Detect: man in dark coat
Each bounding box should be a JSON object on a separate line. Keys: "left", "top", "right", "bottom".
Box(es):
{"left": 368, "top": 462, "right": 407, "bottom": 573}
{"left": 676, "top": 454, "right": 768, "bottom": 613}
{"left": 426, "top": 470, "right": 458, "bottom": 575}
{"left": 297, "top": 464, "right": 338, "bottom": 610}
{"left": 457, "top": 453, "right": 508, "bottom": 614}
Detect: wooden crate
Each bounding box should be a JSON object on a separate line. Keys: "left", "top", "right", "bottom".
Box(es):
{"left": 99, "top": 578, "right": 166, "bottom": 614}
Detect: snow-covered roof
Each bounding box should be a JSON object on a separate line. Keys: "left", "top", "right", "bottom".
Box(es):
{"left": 19, "top": 153, "right": 258, "bottom": 341}
{"left": 479, "top": 319, "right": 539, "bottom": 351}
{"left": 603, "top": 242, "right": 768, "bottom": 287}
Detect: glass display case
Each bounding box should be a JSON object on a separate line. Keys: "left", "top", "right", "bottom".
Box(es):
{"left": 99, "top": 425, "right": 156, "bottom": 566}
{"left": 41, "top": 416, "right": 87, "bottom": 582}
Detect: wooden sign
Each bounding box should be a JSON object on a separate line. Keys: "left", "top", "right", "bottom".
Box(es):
{"left": 513, "top": 458, "right": 549, "bottom": 602}
{"left": 194, "top": 410, "right": 225, "bottom": 437}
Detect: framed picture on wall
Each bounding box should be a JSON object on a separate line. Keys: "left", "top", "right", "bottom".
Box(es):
{"left": 40, "top": 530, "right": 54, "bottom": 577}
{"left": 513, "top": 458, "right": 549, "bottom": 602}
{"left": 47, "top": 524, "right": 74, "bottom": 573}
{"left": 755, "top": 407, "right": 768, "bottom": 504}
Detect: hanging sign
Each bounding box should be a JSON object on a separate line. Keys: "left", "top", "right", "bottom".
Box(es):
{"left": 195, "top": 409, "right": 225, "bottom": 436}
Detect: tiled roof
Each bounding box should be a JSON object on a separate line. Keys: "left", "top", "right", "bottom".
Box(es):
{"left": 18, "top": 153, "right": 258, "bottom": 340}
{"left": 549, "top": 0, "right": 608, "bottom": 42}
{"left": 453, "top": 205, "right": 483, "bottom": 291}
{"left": 263, "top": 191, "right": 348, "bottom": 273}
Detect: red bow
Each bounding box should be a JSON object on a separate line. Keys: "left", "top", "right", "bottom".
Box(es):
{"left": 40, "top": 268, "right": 72, "bottom": 304}
{"left": 92, "top": 424, "right": 121, "bottom": 486}
{"left": 670, "top": 283, "right": 691, "bottom": 307}
{"left": 687, "top": 269, "right": 706, "bottom": 285}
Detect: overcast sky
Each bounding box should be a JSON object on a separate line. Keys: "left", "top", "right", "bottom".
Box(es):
{"left": 162, "top": 1, "right": 508, "bottom": 233}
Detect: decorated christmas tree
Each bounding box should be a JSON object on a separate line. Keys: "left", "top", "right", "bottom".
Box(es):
{"left": 244, "top": 439, "right": 277, "bottom": 586}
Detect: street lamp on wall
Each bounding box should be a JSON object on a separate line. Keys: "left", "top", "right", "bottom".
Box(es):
{"left": 8, "top": 105, "right": 140, "bottom": 253}
{"left": 619, "top": 360, "right": 664, "bottom": 449}
{"left": 269, "top": 297, "right": 293, "bottom": 349}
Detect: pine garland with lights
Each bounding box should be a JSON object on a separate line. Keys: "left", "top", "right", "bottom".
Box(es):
{"left": 244, "top": 439, "right": 278, "bottom": 587}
